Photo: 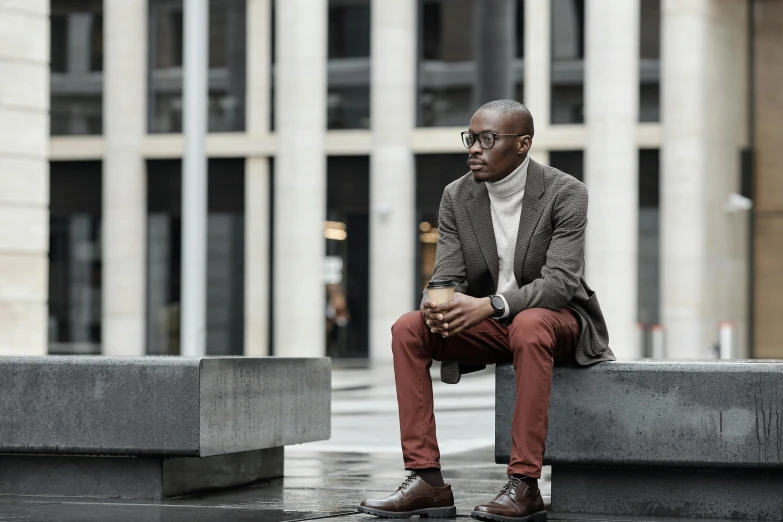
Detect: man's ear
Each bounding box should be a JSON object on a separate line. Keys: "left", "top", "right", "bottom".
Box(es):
{"left": 517, "top": 136, "right": 532, "bottom": 155}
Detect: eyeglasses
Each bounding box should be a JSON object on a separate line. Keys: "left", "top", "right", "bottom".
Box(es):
{"left": 461, "top": 131, "right": 525, "bottom": 150}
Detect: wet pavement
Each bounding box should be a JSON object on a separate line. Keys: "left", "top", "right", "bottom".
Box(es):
{"left": 0, "top": 448, "right": 522, "bottom": 522}
{"left": 0, "top": 363, "right": 525, "bottom": 521}
{"left": 0, "top": 363, "right": 710, "bottom": 521}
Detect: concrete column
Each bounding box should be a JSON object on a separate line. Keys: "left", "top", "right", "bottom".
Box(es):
{"left": 661, "top": 0, "right": 749, "bottom": 358}
{"left": 369, "top": 0, "right": 417, "bottom": 361}
{"left": 180, "top": 0, "right": 209, "bottom": 357}
{"left": 473, "top": 0, "right": 515, "bottom": 105}
{"left": 103, "top": 0, "right": 148, "bottom": 356}
{"left": 245, "top": 158, "right": 271, "bottom": 356}
{"left": 0, "top": 1, "right": 49, "bottom": 355}
{"left": 585, "top": 0, "right": 640, "bottom": 359}
{"left": 244, "top": 0, "right": 272, "bottom": 356}
{"left": 246, "top": 0, "right": 271, "bottom": 139}
{"left": 530, "top": 150, "right": 549, "bottom": 166}
{"left": 524, "top": 0, "right": 550, "bottom": 163}
{"left": 274, "top": 0, "right": 327, "bottom": 357}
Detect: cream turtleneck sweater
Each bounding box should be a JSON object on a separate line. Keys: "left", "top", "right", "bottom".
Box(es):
{"left": 485, "top": 155, "right": 529, "bottom": 318}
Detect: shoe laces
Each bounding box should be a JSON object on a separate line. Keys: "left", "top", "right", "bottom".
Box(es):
{"left": 397, "top": 473, "right": 418, "bottom": 492}
{"left": 499, "top": 476, "right": 525, "bottom": 495}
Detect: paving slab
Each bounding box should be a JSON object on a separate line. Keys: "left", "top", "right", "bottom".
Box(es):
{"left": 0, "top": 366, "right": 512, "bottom": 521}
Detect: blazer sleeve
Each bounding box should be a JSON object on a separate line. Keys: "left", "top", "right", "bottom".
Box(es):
{"left": 503, "top": 180, "right": 587, "bottom": 316}
{"left": 421, "top": 188, "right": 469, "bottom": 308}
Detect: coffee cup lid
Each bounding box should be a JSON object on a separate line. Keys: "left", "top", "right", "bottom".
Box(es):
{"left": 427, "top": 280, "right": 455, "bottom": 289}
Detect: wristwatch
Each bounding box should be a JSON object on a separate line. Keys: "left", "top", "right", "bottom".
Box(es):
{"left": 489, "top": 295, "right": 505, "bottom": 318}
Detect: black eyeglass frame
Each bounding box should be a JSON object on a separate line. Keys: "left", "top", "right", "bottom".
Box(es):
{"left": 460, "top": 131, "right": 526, "bottom": 150}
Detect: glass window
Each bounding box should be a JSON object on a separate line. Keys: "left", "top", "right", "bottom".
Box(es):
{"left": 50, "top": 1, "right": 103, "bottom": 136}
{"left": 270, "top": 0, "right": 276, "bottom": 131}
{"left": 419, "top": 0, "right": 474, "bottom": 127}
{"left": 516, "top": 1, "right": 525, "bottom": 102}
{"left": 417, "top": 1, "right": 525, "bottom": 127}
{"left": 638, "top": 149, "right": 660, "bottom": 354}
{"left": 639, "top": 0, "right": 661, "bottom": 122}
{"left": 148, "top": 0, "right": 247, "bottom": 133}
{"left": 548, "top": 150, "right": 584, "bottom": 181}
{"left": 325, "top": 157, "right": 370, "bottom": 358}
{"left": 415, "top": 154, "right": 469, "bottom": 298}
{"left": 551, "top": 0, "right": 585, "bottom": 124}
{"left": 328, "top": 0, "right": 371, "bottom": 129}
{"left": 48, "top": 162, "right": 103, "bottom": 354}
{"left": 146, "top": 159, "right": 245, "bottom": 355}
{"left": 268, "top": 159, "right": 276, "bottom": 351}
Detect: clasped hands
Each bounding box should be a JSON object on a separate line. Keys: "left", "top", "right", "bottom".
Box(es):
{"left": 421, "top": 292, "right": 495, "bottom": 338}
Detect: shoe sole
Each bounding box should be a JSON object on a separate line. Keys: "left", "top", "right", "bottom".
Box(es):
{"left": 471, "top": 510, "right": 546, "bottom": 522}
{"left": 358, "top": 505, "right": 457, "bottom": 518}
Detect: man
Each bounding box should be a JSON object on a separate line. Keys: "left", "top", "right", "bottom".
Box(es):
{"left": 358, "top": 100, "right": 614, "bottom": 522}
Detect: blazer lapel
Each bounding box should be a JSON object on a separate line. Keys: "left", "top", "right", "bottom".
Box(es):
{"left": 514, "top": 159, "right": 547, "bottom": 286}
{"left": 466, "top": 182, "right": 500, "bottom": 289}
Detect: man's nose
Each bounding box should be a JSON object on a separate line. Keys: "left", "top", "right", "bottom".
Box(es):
{"left": 469, "top": 139, "right": 483, "bottom": 156}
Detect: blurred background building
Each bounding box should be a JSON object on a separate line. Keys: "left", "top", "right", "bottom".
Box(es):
{"left": 0, "top": 0, "right": 781, "bottom": 362}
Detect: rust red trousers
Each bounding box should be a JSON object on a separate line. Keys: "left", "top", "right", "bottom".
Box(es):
{"left": 391, "top": 307, "right": 579, "bottom": 478}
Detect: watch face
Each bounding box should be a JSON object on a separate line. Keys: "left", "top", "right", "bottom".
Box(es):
{"left": 491, "top": 296, "right": 504, "bottom": 313}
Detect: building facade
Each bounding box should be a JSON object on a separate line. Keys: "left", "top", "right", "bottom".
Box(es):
{"left": 2, "top": 0, "right": 781, "bottom": 361}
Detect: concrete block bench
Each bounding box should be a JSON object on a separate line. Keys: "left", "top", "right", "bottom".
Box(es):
{"left": 0, "top": 356, "right": 331, "bottom": 498}
{"left": 495, "top": 361, "right": 783, "bottom": 520}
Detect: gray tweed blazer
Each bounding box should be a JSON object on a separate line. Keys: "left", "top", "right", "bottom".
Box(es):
{"left": 421, "top": 158, "right": 615, "bottom": 384}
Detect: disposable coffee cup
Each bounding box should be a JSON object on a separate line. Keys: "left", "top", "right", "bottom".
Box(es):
{"left": 427, "top": 280, "right": 455, "bottom": 305}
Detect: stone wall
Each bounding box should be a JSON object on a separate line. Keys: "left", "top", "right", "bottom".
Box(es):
{"left": 0, "top": 1, "right": 49, "bottom": 355}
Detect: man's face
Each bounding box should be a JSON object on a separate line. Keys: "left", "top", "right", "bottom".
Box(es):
{"left": 466, "top": 109, "right": 529, "bottom": 183}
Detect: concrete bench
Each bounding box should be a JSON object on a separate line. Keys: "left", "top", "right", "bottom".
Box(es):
{"left": 0, "top": 356, "right": 331, "bottom": 498}
{"left": 495, "top": 361, "right": 783, "bottom": 520}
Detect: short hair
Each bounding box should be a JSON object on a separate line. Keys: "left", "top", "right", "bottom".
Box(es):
{"left": 477, "top": 99, "right": 534, "bottom": 138}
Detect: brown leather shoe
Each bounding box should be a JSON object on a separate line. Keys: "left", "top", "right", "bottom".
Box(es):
{"left": 358, "top": 473, "right": 456, "bottom": 518}
{"left": 471, "top": 477, "right": 546, "bottom": 522}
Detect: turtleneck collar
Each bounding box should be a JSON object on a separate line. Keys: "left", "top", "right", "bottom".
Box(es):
{"left": 485, "top": 154, "right": 529, "bottom": 199}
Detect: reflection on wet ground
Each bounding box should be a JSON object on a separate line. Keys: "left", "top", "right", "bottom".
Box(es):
{"left": 0, "top": 364, "right": 512, "bottom": 521}
{"left": 0, "top": 448, "right": 528, "bottom": 522}
{"left": 0, "top": 364, "right": 699, "bottom": 521}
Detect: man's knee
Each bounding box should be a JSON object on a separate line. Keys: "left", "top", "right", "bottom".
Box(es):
{"left": 391, "top": 311, "right": 425, "bottom": 340}
{"left": 508, "top": 309, "right": 553, "bottom": 351}
{"left": 510, "top": 308, "right": 549, "bottom": 331}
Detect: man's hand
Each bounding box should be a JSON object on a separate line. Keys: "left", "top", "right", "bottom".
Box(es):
{"left": 422, "top": 293, "right": 494, "bottom": 338}
{"left": 421, "top": 300, "right": 445, "bottom": 331}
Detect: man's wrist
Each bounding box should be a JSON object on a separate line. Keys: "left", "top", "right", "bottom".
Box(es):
{"left": 483, "top": 297, "right": 495, "bottom": 318}
{"left": 487, "top": 294, "right": 508, "bottom": 318}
